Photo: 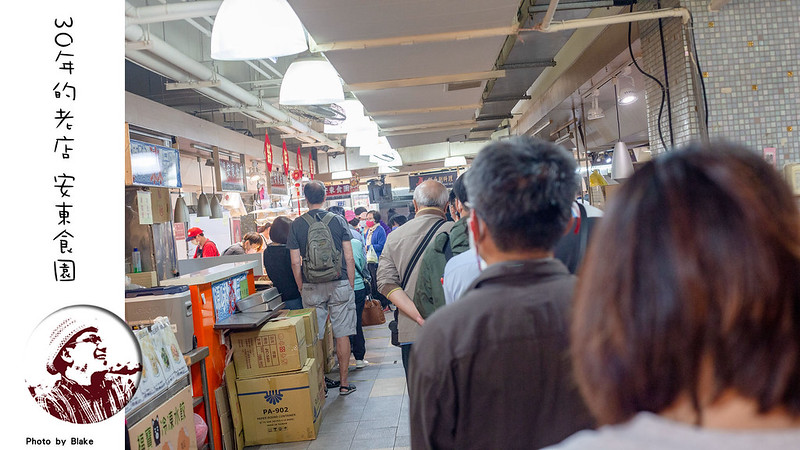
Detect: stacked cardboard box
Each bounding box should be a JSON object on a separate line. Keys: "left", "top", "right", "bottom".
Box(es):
{"left": 228, "top": 314, "right": 326, "bottom": 446}
{"left": 322, "top": 317, "right": 336, "bottom": 374}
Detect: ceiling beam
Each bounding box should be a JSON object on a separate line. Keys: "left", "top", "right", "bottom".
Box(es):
{"left": 310, "top": 25, "right": 520, "bottom": 52}
{"left": 370, "top": 104, "right": 481, "bottom": 117}
{"left": 164, "top": 80, "right": 221, "bottom": 90}
{"left": 483, "top": 95, "right": 532, "bottom": 103}
{"left": 529, "top": 1, "right": 615, "bottom": 14}
{"left": 347, "top": 70, "right": 505, "bottom": 92}
{"left": 380, "top": 120, "right": 477, "bottom": 137}
{"left": 499, "top": 60, "right": 557, "bottom": 70}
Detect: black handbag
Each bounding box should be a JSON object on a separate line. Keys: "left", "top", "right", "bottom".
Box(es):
{"left": 387, "top": 219, "right": 446, "bottom": 347}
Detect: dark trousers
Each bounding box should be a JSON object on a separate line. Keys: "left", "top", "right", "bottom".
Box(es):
{"left": 401, "top": 343, "right": 413, "bottom": 379}
{"left": 350, "top": 287, "right": 368, "bottom": 360}
{"left": 368, "top": 262, "right": 389, "bottom": 308}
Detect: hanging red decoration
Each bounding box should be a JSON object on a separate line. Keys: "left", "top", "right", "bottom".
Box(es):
{"left": 308, "top": 153, "right": 314, "bottom": 180}
{"left": 264, "top": 132, "right": 273, "bottom": 172}
{"left": 296, "top": 146, "right": 303, "bottom": 176}
{"left": 282, "top": 140, "right": 289, "bottom": 176}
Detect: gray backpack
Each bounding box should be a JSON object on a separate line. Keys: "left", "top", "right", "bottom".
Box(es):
{"left": 301, "top": 212, "right": 342, "bottom": 283}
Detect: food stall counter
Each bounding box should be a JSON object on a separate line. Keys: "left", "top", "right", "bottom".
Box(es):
{"left": 160, "top": 260, "right": 258, "bottom": 450}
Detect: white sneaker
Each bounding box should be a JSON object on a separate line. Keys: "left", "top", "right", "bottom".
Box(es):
{"left": 355, "top": 359, "right": 368, "bottom": 369}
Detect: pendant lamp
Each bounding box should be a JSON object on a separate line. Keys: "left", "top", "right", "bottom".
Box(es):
{"left": 279, "top": 53, "right": 344, "bottom": 105}
{"left": 209, "top": 160, "right": 224, "bottom": 219}
{"left": 174, "top": 191, "right": 189, "bottom": 223}
{"left": 611, "top": 77, "right": 635, "bottom": 180}
{"left": 196, "top": 157, "right": 211, "bottom": 217}
{"left": 210, "top": 0, "right": 308, "bottom": 60}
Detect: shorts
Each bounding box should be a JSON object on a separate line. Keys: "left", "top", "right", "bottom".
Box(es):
{"left": 302, "top": 279, "right": 356, "bottom": 339}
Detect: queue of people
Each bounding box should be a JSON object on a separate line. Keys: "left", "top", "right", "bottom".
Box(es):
{"left": 183, "top": 135, "right": 800, "bottom": 449}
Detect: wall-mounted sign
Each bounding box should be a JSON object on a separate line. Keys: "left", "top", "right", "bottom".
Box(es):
{"left": 326, "top": 183, "right": 353, "bottom": 199}
{"left": 129, "top": 139, "right": 182, "bottom": 188}
{"left": 408, "top": 170, "right": 457, "bottom": 191}
{"left": 218, "top": 159, "right": 246, "bottom": 191}
{"left": 269, "top": 170, "right": 288, "bottom": 195}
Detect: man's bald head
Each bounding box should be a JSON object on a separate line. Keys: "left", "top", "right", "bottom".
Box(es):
{"left": 413, "top": 180, "right": 449, "bottom": 210}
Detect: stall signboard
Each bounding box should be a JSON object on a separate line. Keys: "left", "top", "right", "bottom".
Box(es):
{"left": 408, "top": 170, "right": 457, "bottom": 191}
{"left": 211, "top": 273, "right": 249, "bottom": 322}
{"left": 270, "top": 170, "right": 288, "bottom": 195}
{"left": 129, "top": 139, "right": 182, "bottom": 188}
{"left": 219, "top": 159, "right": 246, "bottom": 192}
{"left": 325, "top": 183, "right": 352, "bottom": 199}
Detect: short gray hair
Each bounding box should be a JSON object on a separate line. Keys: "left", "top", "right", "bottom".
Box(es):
{"left": 413, "top": 180, "right": 449, "bottom": 208}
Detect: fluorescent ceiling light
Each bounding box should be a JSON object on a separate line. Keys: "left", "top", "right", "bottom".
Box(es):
{"left": 346, "top": 120, "right": 379, "bottom": 148}
{"left": 210, "top": 0, "right": 307, "bottom": 60}
{"left": 444, "top": 156, "right": 467, "bottom": 167}
{"left": 279, "top": 54, "right": 345, "bottom": 105}
{"left": 324, "top": 100, "right": 366, "bottom": 134}
{"left": 359, "top": 136, "right": 391, "bottom": 156}
{"left": 331, "top": 170, "right": 353, "bottom": 180}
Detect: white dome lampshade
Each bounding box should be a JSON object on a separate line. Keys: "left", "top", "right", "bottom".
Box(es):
{"left": 279, "top": 54, "right": 345, "bottom": 105}
{"left": 210, "top": 0, "right": 308, "bottom": 60}
{"left": 611, "top": 141, "right": 634, "bottom": 180}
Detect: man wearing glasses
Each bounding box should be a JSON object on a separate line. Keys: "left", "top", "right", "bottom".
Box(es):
{"left": 34, "top": 318, "right": 139, "bottom": 424}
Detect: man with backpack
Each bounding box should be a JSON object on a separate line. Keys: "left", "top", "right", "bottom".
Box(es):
{"left": 413, "top": 173, "right": 470, "bottom": 319}
{"left": 288, "top": 181, "right": 358, "bottom": 395}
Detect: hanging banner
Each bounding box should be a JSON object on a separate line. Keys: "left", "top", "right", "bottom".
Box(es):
{"left": 296, "top": 146, "right": 303, "bottom": 176}
{"left": 282, "top": 140, "right": 289, "bottom": 176}
{"left": 309, "top": 153, "right": 314, "bottom": 180}
{"left": 264, "top": 132, "right": 273, "bottom": 172}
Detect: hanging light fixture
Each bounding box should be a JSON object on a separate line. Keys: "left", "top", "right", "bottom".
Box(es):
{"left": 196, "top": 157, "right": 211, "bottom": 217}
{"left": 611, "top": 77, "right": 635, "bottom": 180}
{"left": 279, "top": 53, "right": 345, "bottom": 105}
{"left": 617, "top": 66, "right": 639, "bottom": 105}
{"left": 173, "top": 190, "right": 189, "bottom": 223}
{"left": 587, "top": 89, "right": 605, "bottom": 120}
{"left": 210, "top": 0, "right": 308, "bottom": 60}
{"left": 209, "top": 159, "right": 224, "bottom": 219}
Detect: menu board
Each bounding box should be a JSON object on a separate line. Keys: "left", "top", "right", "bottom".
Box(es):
{"left": 129, "top": 139, "right": 182, "bottom": 188}
{"left": 219, "top": 159, "right": 246, "bottom": 192}
{"left": 409, "top": 170, "right": 457, "bottom": 190}
{"left": 326, "top": 183, "right": 353, "bottom": 199}
{"left": 211, "top": 273, "right": 249, "bottom": 322}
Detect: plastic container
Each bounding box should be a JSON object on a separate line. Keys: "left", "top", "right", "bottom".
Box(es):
{"left": 132, "top": 248, "right": 142, "bottom": 273}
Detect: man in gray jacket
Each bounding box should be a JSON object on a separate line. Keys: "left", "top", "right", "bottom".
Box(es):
{"left": 377, "top": 180, "right": 453, "bottom": 377}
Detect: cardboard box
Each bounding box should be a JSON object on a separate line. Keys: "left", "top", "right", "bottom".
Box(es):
{"left": 313, "top": 340, "right": 324, "bottom": 375}
{"left": 235, "top": 358, "right": 325, "bottom": 446}
{"left": 215, "top": 386, "right": 236, "bottom": 450}
{"left": 231, "top": 316, "right": 307, "bottom": 379}
{"left": 224, "top": 364, "right": 245, "bottom": 450}
{"left": 322, "top": 318, "right": 335, "bottom": 373}
{"left": 127, "top": 270, "right": 158, "bottom": 288}
{"left": 282, "top": 308, "right": 320, "bottom": 346}
{"left": 127, "top": 385, "right": 198, "bottom": 450}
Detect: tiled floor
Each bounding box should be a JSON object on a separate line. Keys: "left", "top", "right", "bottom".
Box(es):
{"left": 247, "top": 311, "right": 410, "bottom": 450}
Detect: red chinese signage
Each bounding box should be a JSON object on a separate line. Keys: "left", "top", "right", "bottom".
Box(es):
{"left": 264, "top": 132, "right": 273, "bottom": 172}
{"left": 296, "top": 146, "right": 303, "bottom": 176}
{"left": 308, "top": 153, "right": 314, "bottom": 180}
{"left": 281, "top": 140, "right": 289, "bottom": 176}
{"left": 325, "top": 183, "right": 353, "bottom": 199}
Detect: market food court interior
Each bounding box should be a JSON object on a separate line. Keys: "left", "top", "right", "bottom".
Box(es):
{"left": 122, "top": 1, "right": 800, "bottom": 449}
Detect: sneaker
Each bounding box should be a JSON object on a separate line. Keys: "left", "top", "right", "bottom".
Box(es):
{"left": 383, "top": 306, "right": 391, "bottom": 312}
{"left": 355, "top": 360, "right": 368, "bottom": 369}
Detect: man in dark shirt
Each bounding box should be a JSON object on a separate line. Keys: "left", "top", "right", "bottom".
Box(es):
{"left": 288, "top": 181, "right": 357, "bottom": 395}
{"left": 409, "top": 137, "right": 594, "bottom": 449}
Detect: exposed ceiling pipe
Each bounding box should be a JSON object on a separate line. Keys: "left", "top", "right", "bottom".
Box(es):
{"left": 124, "top": 22, "right": 342, "bottom": 150}
{"left": 534, "top": 7, "right": 690, "bottom": 33}
{"left": 125, "top": 1, "right": 222, "bottom": 25}
{"left": 125, "top": 50, "right": 243, "bottom": 107}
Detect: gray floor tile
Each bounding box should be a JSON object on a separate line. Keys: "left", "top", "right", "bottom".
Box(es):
{"left": 394, "top": 435, "right": 411, "bottom": 448}
{"left": 395, "top": 418, "right": 410, "bottom": 437}
{"left": 250, "top": 440, "right": 311, "bottom": 449}
{"left": 348, "top": 436, "right": 397, "bottom": 450}
{"left": 353, "top": 423, "right": 398, "bottom": 441}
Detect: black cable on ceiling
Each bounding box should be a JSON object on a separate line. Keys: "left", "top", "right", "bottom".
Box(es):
{"left": 628, "top": 4, "right": 668, "bottom": 152}
{"left": 656, "top": 1, "right": 675, "bottom": 148}
{"left": 687, "top": 10, "right": 710, "bottom": 136}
